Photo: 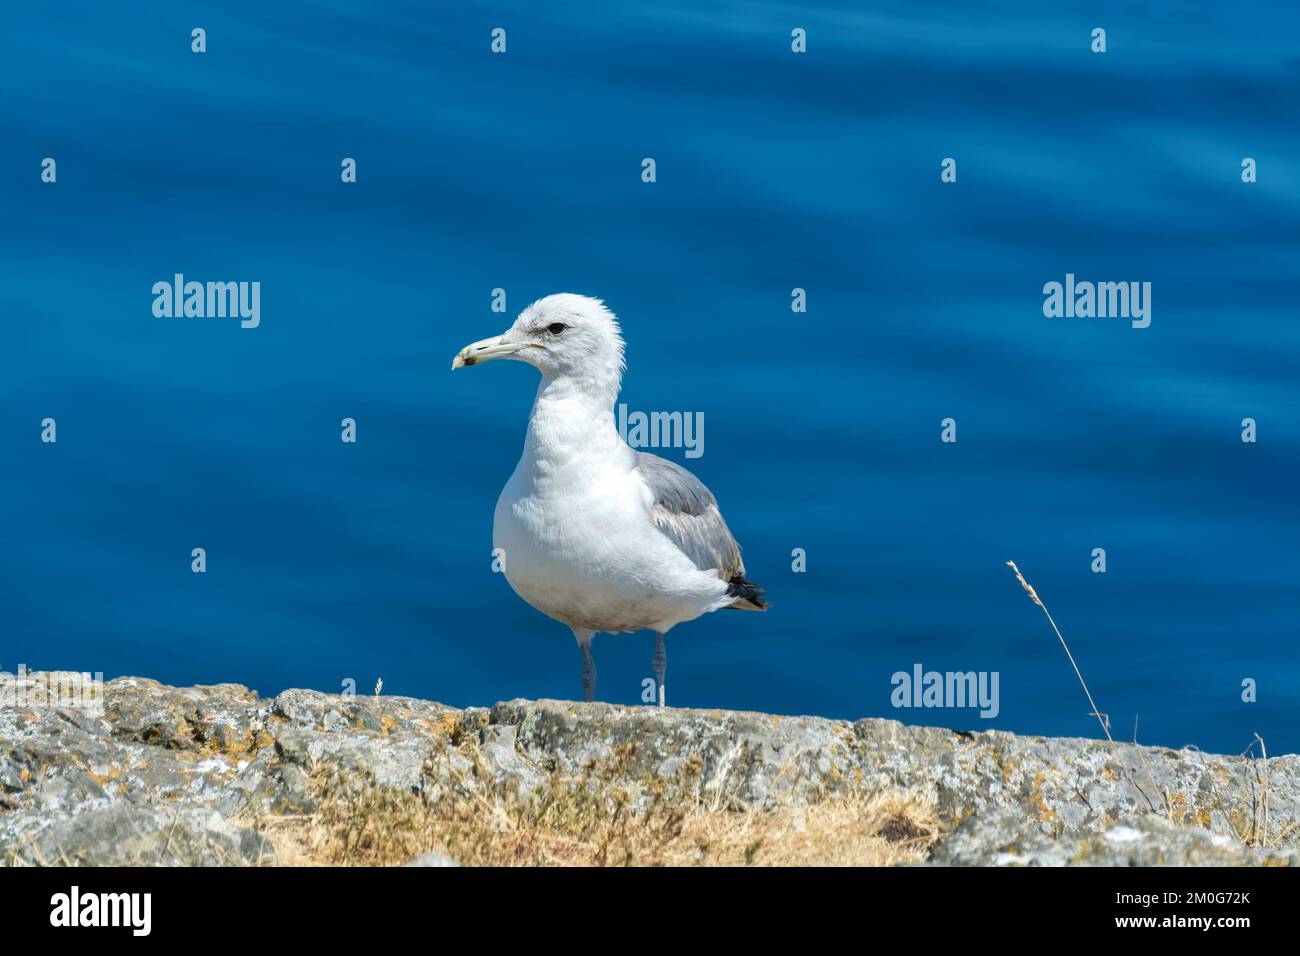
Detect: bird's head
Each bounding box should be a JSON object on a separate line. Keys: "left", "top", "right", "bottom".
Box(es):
{"left": 452, "top": 293, "right": 626, "bottom": 394}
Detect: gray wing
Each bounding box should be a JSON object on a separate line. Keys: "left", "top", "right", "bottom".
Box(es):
{"left": 634, "top": 452, "right": 743, "bottom": 579}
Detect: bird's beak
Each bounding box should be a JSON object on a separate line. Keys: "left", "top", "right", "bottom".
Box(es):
{"left": 451, "top": 334, "right": 525, "bottom": 370}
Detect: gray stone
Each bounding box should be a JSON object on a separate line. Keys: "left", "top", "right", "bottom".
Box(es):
{"left": 3, "top": 804, "right": 274, "bottom": 866}
{"left": 405, "top": 852, "right": 459, "bottom": 867}
{"left": 930, "top": 811, "right": 1300, "bottom": 867}
{"left": 2, "top": 672, "right": 1295, "bottom": 866}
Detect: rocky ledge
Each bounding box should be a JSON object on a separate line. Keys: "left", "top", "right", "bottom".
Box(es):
{"left": 1, "top": 672, "right": 1295, "bottom": 866}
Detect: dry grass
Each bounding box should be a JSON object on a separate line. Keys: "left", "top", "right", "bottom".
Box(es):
{"left": 261, "top": 741, "right": 941, "bottom": 867}
{"left": 1217, "top": 735, "right": 1298, "bottom": 850}
{"left": 1008, "top": 560, "right": 1298, "bottom": 851}
{"left": 1008, "top": 560, "right": 1168, "bottom": 814}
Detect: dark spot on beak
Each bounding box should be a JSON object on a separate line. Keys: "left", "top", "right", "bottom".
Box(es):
{"left": 462, "top": 356, "right": 477, "bottom": 366}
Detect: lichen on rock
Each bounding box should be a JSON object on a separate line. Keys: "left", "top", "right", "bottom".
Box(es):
{"left": 1, "top": 672, "right": 1295, "bottom": 866}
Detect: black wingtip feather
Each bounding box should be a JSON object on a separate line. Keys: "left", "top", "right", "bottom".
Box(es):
{"left": 725, "top": 574, "right": 770, "bottom": 611}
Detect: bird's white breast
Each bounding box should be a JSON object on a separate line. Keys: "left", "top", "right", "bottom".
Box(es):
{"left": 492, "top": 404, "right": 726, "bottom": 633}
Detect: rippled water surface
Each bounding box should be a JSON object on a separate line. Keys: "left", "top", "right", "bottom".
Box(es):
{"left": 2, "top": 2, "right": 1297, "bottom": 753}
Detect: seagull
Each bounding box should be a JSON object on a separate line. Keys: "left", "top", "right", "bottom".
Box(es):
{"left": 452, "top": 294, "right": 768, "bottom": 706}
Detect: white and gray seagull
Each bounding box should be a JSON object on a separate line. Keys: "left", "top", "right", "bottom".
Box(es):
{"left": 452, "top": 293, "right": 768, "bottom": 706}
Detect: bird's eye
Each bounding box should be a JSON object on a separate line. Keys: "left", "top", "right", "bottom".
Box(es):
{"left": 546, "top": 323, "right": 568, "bottom": 335}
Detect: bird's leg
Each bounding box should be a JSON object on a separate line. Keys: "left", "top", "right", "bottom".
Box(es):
{"left": 652, "top": 631, "right": 667, "bottom": 708}
{"left": 574, "top": 628, "right": 597, "bottom": 702}
{"left": 582, "top": 644, "right": 597, "bottom": 702}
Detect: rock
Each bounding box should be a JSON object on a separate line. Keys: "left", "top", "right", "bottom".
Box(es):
{"left": 490, "top": 698, "right": 860, "bottom": 807}
{"left": 2, "top": 671, "right": 1295, "bottom": 866}
{"left": 930, "top": 811, "right": 1300, "bottom": 867}
{"left": 103, "top": 677, "right": 268, "bottom": 752}
{"left": 4, "top": 805, "right": 274, "bottom": 866}
{"left": 405, "top": 852, "right": 459, "bottom": 867}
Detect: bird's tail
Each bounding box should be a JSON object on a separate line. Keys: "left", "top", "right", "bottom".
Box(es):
{"left": 724, "top": 574, "right": 770, "bottom": 611}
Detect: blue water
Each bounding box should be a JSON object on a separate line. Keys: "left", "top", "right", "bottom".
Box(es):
{"left": 2, "top": 2, "right": 1297, "bottom": 755}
